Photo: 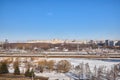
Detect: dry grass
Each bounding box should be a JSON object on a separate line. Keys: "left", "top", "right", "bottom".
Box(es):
{"left": 0, "top": 77, "right": 31, "bottom": 80}
{"left": 0, "top": 74, "right": 31, "bottom": 80}
{"left": 0, "top": 74, "right": 48, "bottom": 80}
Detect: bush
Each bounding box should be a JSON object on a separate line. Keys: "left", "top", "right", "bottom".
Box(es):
{"left": 25, "top": 68, "right": 35, "bottom": 78}
{"left": 25, "top": 68, "right": 30, "bottom": 77}
{"left": 29, "top": 69, "right": 35, "bottom": 78}
{"left": 0, "top": 62, "right": 9, "bottom": 74}
{"left": 14, "top": 66, "right": 20, "bottom": 75}
{"left": 57, "top": 60, "right": 71, "bottom": 73}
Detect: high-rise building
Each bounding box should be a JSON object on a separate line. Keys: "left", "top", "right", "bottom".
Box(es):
{"left": 105, "top": 40, "right": 109, "bottom": 46}
{"left": 108, "top": 40, "right": 114, "bottom": 47}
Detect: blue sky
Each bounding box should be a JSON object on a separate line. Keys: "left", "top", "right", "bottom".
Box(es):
{"left": 0, "top": 0, "right": 120, "bottom": 41}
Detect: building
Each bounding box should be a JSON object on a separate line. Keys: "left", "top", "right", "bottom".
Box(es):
{"left": 105, "top": 40, "right": 115, "bottom": 47}
{"left": 116, "top": 41, "right": 120, "bottom": 47}
{"left": 105, "top": 40, "right": 109, "bottom": 46}
{"left": 108, "top": 40, "right": 114, "bottom": 47}
{"left": 27, "top": 39, "right": 64, "bottom": 44}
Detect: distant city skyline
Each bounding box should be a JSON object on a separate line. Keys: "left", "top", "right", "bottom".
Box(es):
{"left": 0, "top": 0, "right": 120, "bottom": 41}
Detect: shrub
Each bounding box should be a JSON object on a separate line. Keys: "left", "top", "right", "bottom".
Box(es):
{"left": 25, "top": 68, "right": 30, "bottom": 77}
{"left": 25, "top": 68, "right": 35, "bottom": 78}
{"left": 0, "top": 62, "right": 9, "bottom": 74}
{"left": 14, "top": 66, "right": 20, "bottom": 75}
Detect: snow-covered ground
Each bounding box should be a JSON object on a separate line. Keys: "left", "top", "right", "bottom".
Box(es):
{"left": 1, "top": 58, "right": 120, "bottom": 72}
{"left": 47, "top": 58, "right": 120, "bottom": 72}
{"left": 1, "top": 57, "right": 120, "bottom": 80}
{"left": 35, "top": 71, "right": 70, "bottom": 80}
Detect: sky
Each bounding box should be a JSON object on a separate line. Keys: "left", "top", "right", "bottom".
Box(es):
{"left": 0, "top": 0, "right": 120, "bottom": 41}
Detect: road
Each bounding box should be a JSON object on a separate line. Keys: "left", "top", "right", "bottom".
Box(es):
{"left": 0, "top": 52, "right": 120, "bottom": 58}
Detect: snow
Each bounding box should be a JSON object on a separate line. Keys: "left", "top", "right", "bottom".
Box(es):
{"left": 47, "top": 58, "right": 120, "bottom": 72}
{"left": 35, "top": 71, "right": 70, "bottom": 80}
{"left": 2, "top": 58, "right": 120, "bottom": 73}
{"left": 0, "top": 57, "right": 120, "bottom": 80}
{"left": 66, "top": 72, "right": 79, "bottom": 80}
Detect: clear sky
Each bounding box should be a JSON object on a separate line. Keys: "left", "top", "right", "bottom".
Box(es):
{"left": 0, "top": 0, "right": 120, "bottom": 41}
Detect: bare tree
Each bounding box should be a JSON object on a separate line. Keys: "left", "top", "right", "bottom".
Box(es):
{"left": 57, "top": 60, "right": 71, "bottom": 73}
{"left": 37, "top": 60, "right": 47, "bottom": 72}
{"left": 47, "top": 60, "right": 55, "bottom": 71}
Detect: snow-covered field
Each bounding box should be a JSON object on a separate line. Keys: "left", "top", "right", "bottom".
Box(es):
{"left": 35, "top": 71, "right": 70, "bottom": 80}
{"left": 1, "top": 57, "right": 120, "bottom": 72}
{"left": 1, "top": 57, "right": 120, "bottom": 80}
{"left": 47, "top": 58, "right": 120, "bottom": 71}
{"left": 39, "top": 58, "right": 120, "bottom": 80}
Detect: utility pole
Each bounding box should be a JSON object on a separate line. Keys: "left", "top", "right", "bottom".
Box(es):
{"left": 77, "top": 44, "right": 79, "bottom": 53}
